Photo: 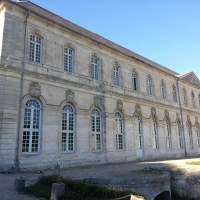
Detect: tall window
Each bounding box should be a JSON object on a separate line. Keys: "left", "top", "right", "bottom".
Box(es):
{"left": 183, "top": 89, "right": 187, "bottom": 106}
{"left": 91, "top": 58, "right": 98, "bottom": 80}
{"left": 147, "top": 77, "right": 153, "bottom": 95}
{"left": 172, "top": 86, "right": 177, "bottom": 102}
{"left": 161, "top": 82, "right": 166, "bottom": 98}
{"left": 191, "top": 92, "right": 195, "bottom": 108}
{"left": 177, "top": 121, "right": 182, "bottom": 148}
{"left": 62, "top": 105, "right": 75, "bottom": 152}
{"left": 165, "top": 119, "right": 171, "bottom": 148}
{"left": 113, "top": 66, "right": 120, "bottom": 86}
{"left": 64, "top": 48, "right": 73, "bottom": 72}
{"left": 152, "top": 117, "right": 158, "bottom": 149}
{"left": 91, "top": 108, "right": 101, "bottom": 151}
{"left": 187, "top": 122, "right": 193, "bottom": 148}
{"left": 132, "top": 72, "right": 138, "bottom": 91}
{"left": 195, "top": 123, "right": 200, "bottom": 147}
{"left": 115, "top": 112, "right": 124, "bottom": 150}
{"left": 29, "top": 35, "right": 42, "bottom": 63}
{"left": 135, "top": 115, "right": 142, "bottom": 149}
{"left": 22, "top": 99, "right": 41, "bottom": 153}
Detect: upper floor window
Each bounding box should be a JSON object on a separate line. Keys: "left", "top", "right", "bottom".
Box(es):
{"left": 172, "top": 86, "right": 177, "bottom": 102}
{"left": 91, "top": 108, "right": 102, "bottom": 151}
{"left": 191, "top": 92, "right": 196, "bottom": 108}
{"left": 152, "top": 117, "right": 158, "bottom": 149}
{"left": 161, "top": 82, "right": 166, "bottom": 99}
{"left": 147, "top": 77, "right": 153, "bottom": 95}
{"left": 64, "top": 48, "right": 74, "bottom": 72}
{"left": 135, "top": 115, "right": 142, "bottom": 149}
{"left": 29, "top": 35, "right": 42, "bottom": 63}
{"left": 132, "top": 72, "right": 138, "bottom": 91}
{"left": 165, "top": 119, "right": 171, "bottom": 148}
{"left": 113, "top": 66, "right": 120, "bottom": 86}
{"left": 91, "top": 57, "right": 98, "bottom": 80}
{"left": 115, "top": 112, "right": 124, "bottom": 150}
{"left": 183, "top": 89, "right": 187, "bottom": 106}
{"left": 62, "top": 105, "right": 75, "bottom": 152}
{"left": 22, "top": 99, "right": 41, "bottom": 153}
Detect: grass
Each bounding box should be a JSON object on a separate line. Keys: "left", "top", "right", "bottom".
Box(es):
{"left": 131, "top": 169, "right": 163, "bottom": 176}
{"left": 186, "top": 161, "right": 200, "bottom": 165}
{"left": 19, "top": 175, "right": 145, "bottom": 200}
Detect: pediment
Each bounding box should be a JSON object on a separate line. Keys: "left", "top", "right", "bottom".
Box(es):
{"left": 179, "top": 72, "right": 200, "bottom": 89}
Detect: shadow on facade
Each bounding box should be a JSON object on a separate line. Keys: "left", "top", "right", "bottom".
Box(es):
{"left": 154, "top": 191, "right": 171, "bottom": 200}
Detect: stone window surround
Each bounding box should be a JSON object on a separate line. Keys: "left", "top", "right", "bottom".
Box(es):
{"left": 191, "top": 91, "right": 196, "bottom": 108}
{"left": 132, "top": 69, "right": 139, "bottom": 91}
{"left": 115, "top": 111, "right": 124, "bottom": 150}
{"left": 165, "top": 118, "right": 171, "bottom": 149}
{"left": 147, "top": 75, "right": 154, "bottom": 95}
{"left": 152, "top": 117, "right": 158, "bottom": 149}
{"left": 91, "top": 108, "right": 102, "bottom": 151}
{"left": 63, "top": 44, "right": 75, "bottom": 73}
{"left": 161, "top": 80, "right": 166, "bottom": 99}
{"left": 172, "top": 85, "right": 177, "bottom": 102}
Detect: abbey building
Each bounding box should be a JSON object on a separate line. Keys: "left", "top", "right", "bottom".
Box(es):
{"left": 0, "top": 0, "right": 200, "bottom": 169}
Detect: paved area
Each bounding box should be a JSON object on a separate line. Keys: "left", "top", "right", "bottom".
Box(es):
{"left": 1, "top": 156, "right": 200, "bottom": 200}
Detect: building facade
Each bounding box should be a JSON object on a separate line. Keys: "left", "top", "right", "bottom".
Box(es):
{"left": 0, "top": 0, "right": 200, "bottom": 169}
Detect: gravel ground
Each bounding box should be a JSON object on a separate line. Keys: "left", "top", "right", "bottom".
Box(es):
{"left": 1, "top": 156, "right": 200, "bottom": 200}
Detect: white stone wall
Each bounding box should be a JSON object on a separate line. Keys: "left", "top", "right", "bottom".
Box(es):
{"left": 0, "top": 1, "right": 199, "bottom": 169}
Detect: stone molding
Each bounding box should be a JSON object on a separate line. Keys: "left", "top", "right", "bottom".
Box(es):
{"left": 94, "top": 95, "right": 105, "bottom": 111}
{"left": 165, "top": 110, "right": 169, "bottom": 119}
{"left": 98, "top": 82, "right": 106, "bottom": 93}
{"left": 30, "top": 82, "right": 41, "bottom": 98}
{"left": 151, "top": 107, "right": 156, "bottom": 117}
{"left": 66, "top": 90, "right": 74, "bottom": 103}
{"left": 180, "top": 73, "right": 200, "bottom": 89}
{"left": 116, "top": 100, "right": 123, "bottom": 111}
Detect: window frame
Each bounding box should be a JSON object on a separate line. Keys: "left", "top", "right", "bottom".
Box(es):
{"left": 64, "top": 47, "right": 74, "bottom": 73}
{"left": 91, "top": 57, "right": 99, "bottom": 80}
{"left": 22, "top": 99, "right": 41, "bottom": 154}
{"left": 115, "top": 112, "right": 124, "bottom": 150}
{"left": 195, "top": 123, "right": 200, "bottom": 147}
{"left": 132, "top": 72, "right": 138, "bottom": 91}
{"left": 135, "top": 115, "right": 142, "bottom": 149}
{"left": 183, "top": 89, "right": 187, "bottom": 106}
{"left": 161, "top": 81, "right": 166, "bottom": 99}
{"left": 113, "top": 66, "right": 120, "bottom": 86}
{"left": 165, "top": 119, "right": 171, "bottom": 149}
{"left": 177, "top": 121, "right": 183, "bottom": 149}
{"left": 191, "top": 92, "right": 196, "bottom": 108}
{"left": 147, "top": 77, "right": 153, "bottom": 95}
{"left": 91, "top": 108, "right": 102, "bottom": 151}
{"left": 187, "top": 121, "right": 193, "bottom": 149}
{"left": 29, "top": 35, "right": 42, "bottom": 64}
{"left": 172, "top": 86, "right": 177, "bottom": 102}
{"left": 152, "top": 117, "right": 158, "bottom": 149}
{"left": 61, "top": 104, "right": 75, "bottom": 153}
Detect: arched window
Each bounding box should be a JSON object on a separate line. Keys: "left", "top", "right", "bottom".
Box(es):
{"left": 177, "top": 121, "right": 182, "bottom": 148}
{"left": 199, "top": 94, "right": 200, "bottom": 106}
{"left": 191, "top": 92, "right": 195, "bottom": 108}
{"left": 165, "top": 119, "right": 171, "bottom": 148}
{"left": 22, "top": 99, "right": 41, "bottom": 153}
{"left": 91, "top": 57, "right": 99, "bottom": 80}
{"left": 195, "top": 123, "right": 200, "bottom": 147}
{"left": 152, "top": 117, "right": 158, "bottom": 149}
{"left": 62, "top": 105, "right": 75, "bottom": 152}
{"left": 161, "top": 82, "right": 166, "bottom": 98}
{"left": 113, "top": 66, "right": 120, "bottom": 86}
{"left": 29, "top": 35, "right": 42, "bottom": 63}
{"left": 172, "top": 86, "right": 177, "bottom": 102}
{"left": 91, "top": 108, "right": 102, "bottom": 151}
{"left": 132, "top": 72, "right": 138, "bottom": 91}
{"left": 187, "top": 121, "right": 193, "bottom": 148}
{"left": 147, "top": 77, "right": 153, "bottom": 95}
{"left": 115, "top": 112, "right": 124, "bottom": 150}
{"left": 135, "top": 115, "right": 142, "bottom": 149}
{"left": 64, "top": 47, "right": 74, "bottom": 72}
{"left": 183, "top": 89, "right": 187, "bottom": 106}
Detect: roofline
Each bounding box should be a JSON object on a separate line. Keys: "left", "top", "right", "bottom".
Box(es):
{"left": 8, "top": 0, "right": 179, "bottom": 77}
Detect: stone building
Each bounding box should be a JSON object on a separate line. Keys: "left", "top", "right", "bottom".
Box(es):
{"left": 0, "top": 0, "right": 200, "bottom": 169}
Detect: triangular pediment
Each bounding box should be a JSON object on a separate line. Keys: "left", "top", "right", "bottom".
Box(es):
{"left": 179, "top": 72, "right": 200, "bottom": 89}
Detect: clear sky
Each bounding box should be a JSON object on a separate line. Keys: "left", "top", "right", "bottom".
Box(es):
{"left": 29, "top": 0, "right": 200, "bottom": 78}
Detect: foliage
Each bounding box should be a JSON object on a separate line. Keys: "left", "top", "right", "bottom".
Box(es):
{"left": 186, "top": 161, "right": 200, "bottom": 165}
{"left": 171, "top": 190, "right": 195, "bottom": 200}
{"left": 20, "top": 175, "right": 145, "bottom": 200}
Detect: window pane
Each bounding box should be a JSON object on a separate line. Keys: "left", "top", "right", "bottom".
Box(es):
{"left": 22, "top": 131, "right": 30, "bottom": 152}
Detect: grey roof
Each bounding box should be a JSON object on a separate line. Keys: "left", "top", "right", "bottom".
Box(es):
{"left": 10, "top": 0, "right": 179, "bottom": 76}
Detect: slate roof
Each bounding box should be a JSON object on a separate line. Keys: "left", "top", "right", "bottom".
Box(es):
{"left": 10, "top": 0, "right": 179, "bottom": 76}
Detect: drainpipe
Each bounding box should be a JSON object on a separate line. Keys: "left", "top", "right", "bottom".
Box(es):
{"left": 177, "top": 77, "right": 187, "bottom": 157}
{"left": 15, "top": 9, "right": 30, "bottom": 170}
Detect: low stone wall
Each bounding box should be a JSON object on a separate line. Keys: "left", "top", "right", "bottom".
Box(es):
{"left": 81, "top": 171, "right": 171, "bottom": 200}
{"left": 170, "top": 168, "right": 200, "bottom": 199}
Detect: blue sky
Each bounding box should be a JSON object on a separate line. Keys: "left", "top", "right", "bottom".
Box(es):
{"left": 30, "top": 0, "right": 200, "bottom": 78}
